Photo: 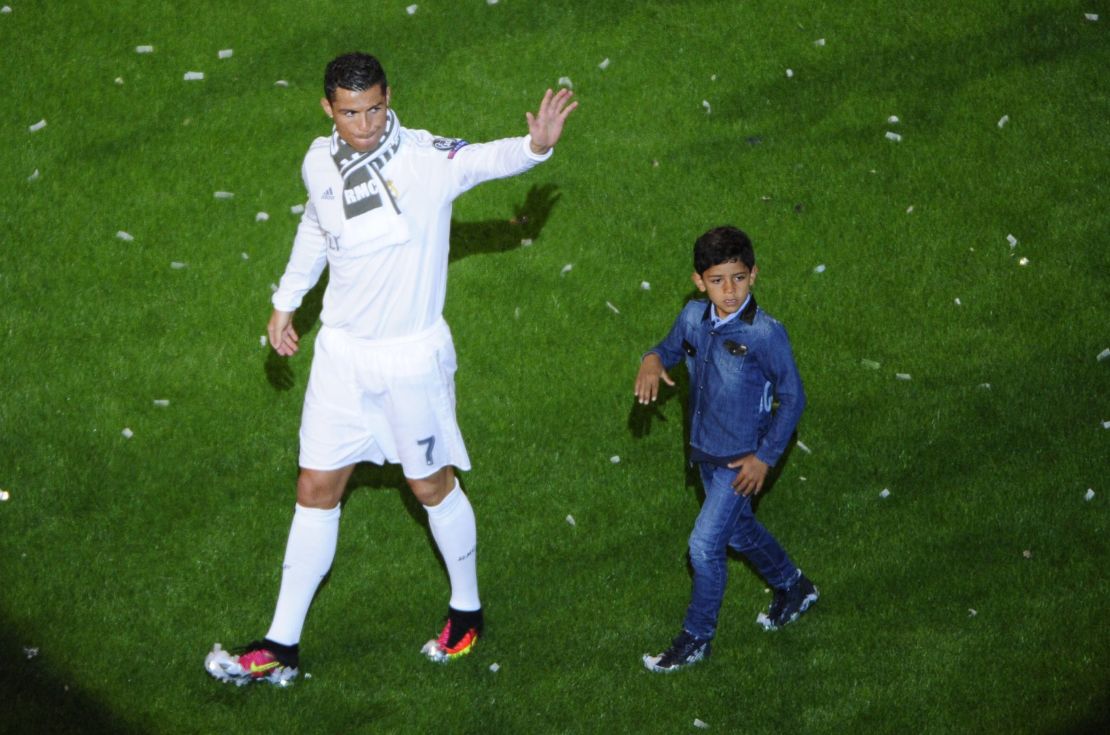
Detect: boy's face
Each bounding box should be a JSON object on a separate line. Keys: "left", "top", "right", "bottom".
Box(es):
{"left": 692, "top": 259, "right": 758, "bottom": 317}
{"left": 321, "top": 84, "right": 391, "bottom": 153}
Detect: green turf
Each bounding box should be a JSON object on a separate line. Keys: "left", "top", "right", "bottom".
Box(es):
{"left": 1, "top": 1, "right": 1107, "bottom": 733}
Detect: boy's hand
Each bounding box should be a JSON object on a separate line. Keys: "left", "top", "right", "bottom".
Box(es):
{"left": 635, "top": 353, "right": 674, "bottom": 404}
{"left": 729, "top": 454, "right": 769, "bottom": 496}
{"left": 268, "top": 309, "right": 300, "bottom": 356}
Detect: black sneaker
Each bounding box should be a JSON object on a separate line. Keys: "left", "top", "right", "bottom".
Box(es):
{"left": 758, "top": 571, "right": 819, "bottom": 631}
{"left": 642, "top": 630, "right": 711, "bottom": 672}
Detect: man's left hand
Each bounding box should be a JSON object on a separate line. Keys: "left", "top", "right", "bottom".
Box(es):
{"left": 527, "top": 88, "right": 577, "bottom": 155}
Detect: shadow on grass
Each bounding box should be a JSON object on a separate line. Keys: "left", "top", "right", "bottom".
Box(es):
{"left": 0, "top": 626, "right": 144, "bottom": 735}
{"left": 263, "top": 183, "right": 562, "bottom": 392}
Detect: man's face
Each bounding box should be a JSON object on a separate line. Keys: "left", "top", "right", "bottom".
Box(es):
{"left": 321, "top": 85, "right": 391, "bottom": 153}
{"left": 692, "top": 260, "right": 758, "bottom": 317}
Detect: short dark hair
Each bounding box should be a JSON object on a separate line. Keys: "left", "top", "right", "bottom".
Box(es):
{"left": 324, "top": 52, "right": 388, "bottom": 101}
{"left": 694, "top": 226, "right": 755, "bottom": 274}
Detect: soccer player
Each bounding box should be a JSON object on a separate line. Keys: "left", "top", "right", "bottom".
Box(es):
{"left": 206, "top": 52, "right": 576, "bottom": 685}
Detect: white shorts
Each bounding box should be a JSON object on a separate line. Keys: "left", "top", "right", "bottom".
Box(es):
{"left": 298, "top": 319, "right": 471, "bottom": 478}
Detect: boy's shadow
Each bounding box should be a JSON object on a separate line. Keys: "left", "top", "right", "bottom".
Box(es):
{"left": 265, "top": 183, "right": 562, "bottom": 391}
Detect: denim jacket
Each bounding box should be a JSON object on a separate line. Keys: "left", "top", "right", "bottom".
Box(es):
{"left": 648, "top": 296, "right": 805, "bottom": 467}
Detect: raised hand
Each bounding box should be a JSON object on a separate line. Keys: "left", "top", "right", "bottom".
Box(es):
{"left": 526, "top": 88, "right": 577, "bottom": 155}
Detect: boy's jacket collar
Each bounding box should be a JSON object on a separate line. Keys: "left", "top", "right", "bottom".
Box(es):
{"left": 701, "top": 295, "right": 758, "bottom": 326}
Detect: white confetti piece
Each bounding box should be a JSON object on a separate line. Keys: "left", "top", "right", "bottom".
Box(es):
{"left": 489, "top": 662, "right": 500, "bottom": 672}
{"left": 610, "top": 455, "right": 620, "bottom": 464}
{"left": 557, "top": 76, "right": 573, "bottom": 89}
{"left": 218, "top": 49, "right": 233, "bottom": 59}
{"left": 1, "top": 6, "right": 11, "bottom": 14}
{"left": 0, "top": 490, "right": 9, "bottom": 502}
{"left": 116, "top": 231, "right": 134, "bottom": 241}
{"left": 152, "top": 399, "right": 170, "bottom": 407}
{"left": 799, "top": 476, "right": 807, "bottom": 482}
{"left": 560, "top": 263, "right": 573, "bottom": 276}
{"left": 241, "top": 252, "right": 249, "bottom": 260}
{"left": 213, "top": 191, "right": 234, "bottom": 199}
{"left": 1007, "top": 233, "right": 1018, "bottom": 248}
{"left": 814, "top": 38, "right": 826, "bottom": 46}
{"left": 785, "top": 68, "right": 794, "bottom": 78}
{"left": 260, "top": 335, "right": 268, "bottom": 347}
{"left": 1102, "top": 420, "right": 1110, "bottom": 429}
{"left": 606, "top": 301, "right": 620, "bottom": 314}
{"left": 1084, "top": 12, "right": 1098, "bottom": 21}
{"left": 1022, "top": 549, "right": 1032, "bottom": 559}
{"left": 652, "top": 159, "right": 660, "bottom": 167}
{"left": 290, "top": 204, "right": 305, "bottom": 215}
{"left": 170, "top": 261, "right": 187, "bottom": 269}
{"left": 968, "top": 608, "right": 977, "bottom": 617}
{"left": 24, "top": 647, "right": 39, "bottom": 660}
{"left": 598, "top": 57, "right": 610, "bottom": 70}
{"left": 954, "top": 297, "right": 961, "bottom": 305}
{"left": 255, "top": 211, "right": 270, "bottom": 222}
{"left": 27, "top": 169, "right": 40, "bottom": 182}
{"left": 183, "top": 71, "right": 205, "bottom": 81}
{"left": 513, "top": 306, "right": 521, "bottom": 319}
{"left": 406, "top": 4, "right": 418, "bottom": 14}
{"left": 114, "top": 77, "right": 124, "bottom": 85}
{"left": 1085, "top": 488, "right": 1096, "bottom": 501}
{"left": 879, "top": 488, "right": 891, "bottom": 498}
{"left": 694, "top": 720, "right": 709, "bottom": 730}
{"left": 887, "top": 115, "right": 900, "bottom": 124}
{"left": 1018, "top": 257, "right": 1029, "bottom": 266}
{"left": 274, "top": 80, "right": 289, "bottom": 87}
{"left": 270, "top": 283, "right": 279, "bottom": 292}
{"left": 520, "top": 238, "right": 533, "bottom": 247}
{"left": 813, "top": 264, "right": 826, "bottom": 273}
{"left": 640, "top": 281, "right": 651, "bottom": 290}
{"left": 702, "top": 99, "right": 712, "bottom": 114}
{"left": 979, "top": 383, "right": 992, "bottom": 390}
{"left": 304, "top": 673, "right": 312, "bottom": 679}
{"left": 710, "top": 74, "right": 717, "bottom": 81}
{"left": 895, "top": 373, "right": 912, "bottom": 381}
{"left": 121, "top": 428, "right": 134, "bottom": 439}
{"left": 997, "top": 114, "right": 1009, "bottom": 128}
{"left": 885, "top": 131, "right": 902, "bottom": 142}
{"left": 487, "top": 0, "right": 499, "bottom": 4}
{"left": 861, "top": 359, "right": 881, "bottom": 370}
{"left": 135, "top": 45, "right": 154, "bottom": 54}
{"left": 1096, "top": 348, "right": 1110, "bottom": 362}
{"left": 565, "top": 514, "right": 576, "bottom": 527}
{"left": 28, "top": 119, "right": 46, "bottom": 133}
{"left": 796, "top": 440, "right": 812, "bottom": 454}
{"left": 906, "top": 205, "right": 914, "bottom": 213}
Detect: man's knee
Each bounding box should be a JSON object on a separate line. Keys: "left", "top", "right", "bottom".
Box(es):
{"left": 296, "top": 467, "right": 350, "bottom": 508}
{"left": 408, "top": 466, "right": 455, "bottom": 506}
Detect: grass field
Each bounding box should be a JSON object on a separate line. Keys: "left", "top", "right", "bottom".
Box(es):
{"left": 1, "top": 1, "right": 1107, "bottom": 733}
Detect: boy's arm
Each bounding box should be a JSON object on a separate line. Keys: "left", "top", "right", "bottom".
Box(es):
{"left": 633, "top": 307, "right": 691, "bottom": 404}
{"left": 755, "top": 325, "right": 807, "bottom": 467}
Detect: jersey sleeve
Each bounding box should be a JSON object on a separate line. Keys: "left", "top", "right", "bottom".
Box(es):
{"left": 754, "top": 323, "right": 807, "bottom": 467}
{"left": 271, "top": 157, "right": 330, "bottom": 312}
{"left": 445, "top": 135, "right": 552, "bottom": 200}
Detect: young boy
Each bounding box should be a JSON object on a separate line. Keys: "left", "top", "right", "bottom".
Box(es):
{"left": 634, "top": 225, "right": 817, "bottom": 673}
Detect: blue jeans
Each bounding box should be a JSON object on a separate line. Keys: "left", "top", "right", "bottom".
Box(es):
{"left": 683, "top": 463, "right": 798, "bottom": 640}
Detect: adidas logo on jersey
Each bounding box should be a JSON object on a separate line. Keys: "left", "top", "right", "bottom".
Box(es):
{"left": 322, "top": 187, "right": 335, "bottom": 200}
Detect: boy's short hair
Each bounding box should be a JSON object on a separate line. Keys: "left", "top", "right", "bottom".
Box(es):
{"left": 324, "top": 52, "right": 388, "bottom": 101}
{"left": 694, "top": 226, "right": 755, "bottom": 274}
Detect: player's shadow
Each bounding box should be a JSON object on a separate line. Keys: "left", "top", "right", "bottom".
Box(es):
{"left": 263, "top": 183, "right": 562, "bottom": 391}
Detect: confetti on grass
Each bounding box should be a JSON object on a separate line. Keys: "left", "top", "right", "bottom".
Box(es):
{"left": 1018, "top": 257, "right": 1029, "bottom": 267}
{"left": 895, "top": 373, "right": 912, "bottom": 381}
{"left": 260, "top": 335, "right": 268, "bottom": 347}
{"left": 121, "top": 428, "right": 134, "bottom": 439}
{"left": 153, "top": 399, "right": 170, "bottom": 407}
{"left": 1007, "top": 233, "right": 1018, "bottom": 248}
{"left": 27, "top": 169, "right": 40, "bottom": 182}
{"left": 1022, "top": 549, "right": 1033, "bottom": 559}
{"left": 1084, "top": 13, "right": 1099, "bottom": 21}
{"left": 489, "top": 662, "right": 500, "bottom": 672}
{"left": 885, "top": 131, "right": 902, "bottom": 142}
{"left": 24, "top": 647, "right": 39, "bottom": 660}
{"left": 218, "top": 49, "right": 233, "bottom": 59}
{"left": 887, "top": 115, "right": 900, "bottom": 124}
{"left": 641, "top": 281, "right": 651, "bottom": 290}
{"left": 997, "top": 115, "right": 1009, "bottom": 128}
{"left": 557, "top": 76, "right": 573, "bottom": 89}
{"left": 968, "top": 609, "right": 977, "bottom": 617}
{"left": 520, "top": 238, "right": 533, "bottom": 247}
{"left": 274, "top": 80, "right": 289, "bottom": 88}
{"left": 135, "top": 45, "right": 154, "bottom": 53}
{"left": 813, "top": 264, "right": 826, "bottom": 273}
{"left": 795, "top": 440, "right": 812, "bottom": 454}
{"left": 694, "top": 720, "right": 710, "bottom": 730}
{"left": 610, "top": 456, "right": 620, "bottom": 464}
{"left": 1096, "top": 347, "right": 1110, "bottom": 362}
{"left": 214, "top": 191, "right": 234, "bottom": 199}
{"left": 561, "top": 263, "right": 573, "bottom": 276}
{"left": 290, "top": 204, "right": 305, "bottom": 215}
{"left": 28, "top": 119, "right": 46, "bottom": 133}
{"left": 702, "top": 100, "right": 712, "bottom": 114}
{"left": 814, "top": 38, "right": 826, "bottom": 46}
{"left": 116, "top": 231, "right": 134, "bottom": 241}
{"left": 785, "top": 68, "right": 794, "bottom": 78}
{"left": 861, "top": 359, "right": 881, "bottom": 370}
{"left": 1086, "top": 489, "right": 1096, "bottom": 501}
{"left": 880, "top": 488, "right": 891, "bottom": 499}
{"left": 406, "top": 4, "right": 417, "bottom": 14}
{"left": 256, "top": 212, "right": 270, "bottom": 222}
{"left": 0, "top": 490, "right": 10, "bottom": 502}
{"left": 565, "top": 514, "right": 576, "bottom": 527}
{"left": 1, "top": 6, "right": 11, "bottom": 14}
{"left": 606, "top": 301, "right": 620, "bottom": 314}
{"left": 598, "top": 58, "right": 610, "bottom": 70}
{"left": 170, "top": 261, "right": 187, "bottom": 269}
{"left": 183, "top": 71, "right": 205, "bottom": 81}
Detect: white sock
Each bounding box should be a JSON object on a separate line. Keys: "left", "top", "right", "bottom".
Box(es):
{"left": 265, "top": 503, "right": 341, "bottom": 646}
{"left": 423, "top": 481, "right": 480, "bottom": 612}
